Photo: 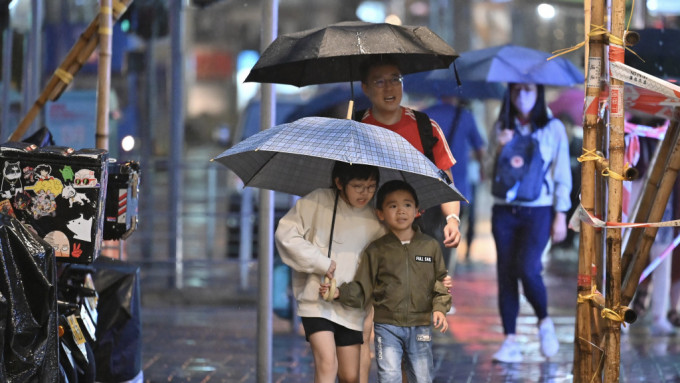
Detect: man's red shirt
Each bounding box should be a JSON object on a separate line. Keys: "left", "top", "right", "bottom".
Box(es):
{"left": 359, "top": 107, "right": 456, "bottom": 170}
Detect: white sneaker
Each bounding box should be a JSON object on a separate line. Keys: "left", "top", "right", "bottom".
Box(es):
{"left": 650, "top": 319, "right": 677, "bottom": 336}
{"left": 492, "top": 337, "right": 523, "bottom": 363}
{"left": 538, "top": 317, "right": 559, "bottom": 358}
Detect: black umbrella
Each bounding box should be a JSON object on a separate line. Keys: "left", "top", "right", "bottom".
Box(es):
{"left": 244, "top": 21, "right": 458, "bottom": 87}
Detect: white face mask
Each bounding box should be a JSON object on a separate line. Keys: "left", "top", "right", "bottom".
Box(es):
{"left": 512, "top": 88, "right": 537, "bottom": 117}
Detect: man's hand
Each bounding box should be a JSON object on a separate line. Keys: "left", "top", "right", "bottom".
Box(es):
{"left": 443, "top": 275, "right": 453, "bottom": 294}
{"left": 433, "top": 311, "right": 448, "bottom": 332}
{"left": 551, "top": 212, "right": 567, "bottom": 243}
{"left": 443, "top": 220, "right": 461, "bottom": 248}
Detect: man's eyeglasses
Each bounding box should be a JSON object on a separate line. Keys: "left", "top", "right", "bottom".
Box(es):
{"left": 372, "top": 75, "right": 403, "bottom": 88}
{"left": 348, "top": 183, "right": 377, "bottom": 194}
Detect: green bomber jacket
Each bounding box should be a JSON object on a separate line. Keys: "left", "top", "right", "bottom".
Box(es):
{"left": 336, "top": 227, "right": 451, "bottom": 327}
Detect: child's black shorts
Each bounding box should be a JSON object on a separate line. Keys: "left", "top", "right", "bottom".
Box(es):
{"left": 301, "top": 317, "right": 363, "bottom": 346}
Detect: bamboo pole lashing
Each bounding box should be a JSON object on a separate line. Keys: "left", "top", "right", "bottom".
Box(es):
{"left": 578, "top": 286, "right": 637, "bottom": 324}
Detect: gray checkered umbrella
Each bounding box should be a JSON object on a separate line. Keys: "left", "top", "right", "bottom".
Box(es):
{"left": 212, "top": 117, "right": 465, "bottom": 209}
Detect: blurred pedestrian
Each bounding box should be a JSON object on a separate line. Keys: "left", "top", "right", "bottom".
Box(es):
{"left": 323, "top": 180, "right": 451, "bottom": 383}
{"left": 423, "top": 97, "right": 486, "bottom": 263}
{"left": 489, "top": 83, "right": 572, "bottom": 363}
{"left": 275, "top": 162, "right": 385, "bottom": 383}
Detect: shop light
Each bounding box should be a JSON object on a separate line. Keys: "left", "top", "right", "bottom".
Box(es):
{"left": 121, "top": 135, "right": 135, "bottom": 152}
{"left": 537, "top": 3, "right": 556, "bottom": 20}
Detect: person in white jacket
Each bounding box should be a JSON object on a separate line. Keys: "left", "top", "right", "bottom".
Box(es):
{"left": 275, "top": 162, "right": 385, "bottom": 383}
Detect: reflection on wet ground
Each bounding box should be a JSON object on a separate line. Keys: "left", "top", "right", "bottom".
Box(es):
{"left": 140, "top": 252, "right": 680, "bottom": 382}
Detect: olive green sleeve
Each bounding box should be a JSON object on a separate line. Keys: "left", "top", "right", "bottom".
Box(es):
{"left": 337, "top": 249, "right": 375, "bottom": 309}
{"left": 432, "top": 241, "right": 452, "bottom": 314}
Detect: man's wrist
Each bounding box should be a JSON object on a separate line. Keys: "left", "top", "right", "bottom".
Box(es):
{"left": 445, "top": 213, "right": 460, "bottom": 225}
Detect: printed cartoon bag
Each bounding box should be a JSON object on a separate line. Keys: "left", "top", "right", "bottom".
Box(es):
{"left": 491, "top": 132, "right": 548, "bottom": 202}
{"left": 0, "top": 142, "right": 108, "bottom": 264}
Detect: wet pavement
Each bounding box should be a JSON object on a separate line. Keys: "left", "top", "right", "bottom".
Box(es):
{"left": 132, "top": 169, "right": 680, "bottom": 382}
{"left": 137, "top": 243, "right": 680, "bottom": 382}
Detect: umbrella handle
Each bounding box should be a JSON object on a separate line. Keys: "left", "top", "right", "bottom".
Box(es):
{"left": 345, "top": 99, "right": 355, "bottom": 120}
{"left": 345, "top": 79, "right": 355, "bottom": 120}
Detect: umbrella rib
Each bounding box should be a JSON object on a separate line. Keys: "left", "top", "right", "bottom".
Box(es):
{"left": 242, "top": 152, "right": 279, "bottom": 186}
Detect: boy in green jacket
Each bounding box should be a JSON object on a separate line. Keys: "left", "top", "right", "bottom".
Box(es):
{"left": 320, "top": 180, "right": 451, "bottom": 383}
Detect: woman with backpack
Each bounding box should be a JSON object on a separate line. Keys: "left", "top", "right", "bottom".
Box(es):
{"left": 489, "top": 83, "right": 572, "bottom": 363}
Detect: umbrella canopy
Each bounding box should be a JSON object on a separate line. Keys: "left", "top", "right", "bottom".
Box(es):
{"left": 244, "top": 21, "right": 458, "bottom": 87}
{"left": 455, "top": 44, "right": 584, "bottom": 86}
{"left": 403, "top": 68, "right": 505, "bottom": 99}
{"left": 213, "top": 117, "right": 465, "bottom": 209}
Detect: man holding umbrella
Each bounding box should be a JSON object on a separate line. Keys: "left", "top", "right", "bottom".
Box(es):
{"left": 354, "top": 55, "right": 460, "bottom": 382}
{"left": 357, "top": 55, "right": 462, "bottom": 250}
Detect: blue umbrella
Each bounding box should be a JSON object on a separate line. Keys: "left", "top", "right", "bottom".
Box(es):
{"left": 403, "top": 68, "right": 505, "bottom": 99}
{"left": 285, "top": 83, "right": 372, "bottom": 123}
{"left": 455, "top": 44, "right": 584, "bottom": 86}
{"left": 212, "top": 117, "right": 465, "bottom": 209}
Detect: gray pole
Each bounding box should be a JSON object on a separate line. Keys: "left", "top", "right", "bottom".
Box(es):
{"left": 258, "top": 0, "right": 277, "bottom": 381}
{"left": 169, "top": 0, "right": 185, "bottom": 289}
{"left": 140, "top": 24, "right": 157, "bottom": 265}
{"left": 22, "top": 0, "right": 42, "bottom": 133}
{"left": 1, "top": 26, "right": 12, "bottom": 140}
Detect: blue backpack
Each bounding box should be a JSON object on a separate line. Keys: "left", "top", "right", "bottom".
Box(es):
{"left": 492, "top": 131, "right": 549, "bottom": 202}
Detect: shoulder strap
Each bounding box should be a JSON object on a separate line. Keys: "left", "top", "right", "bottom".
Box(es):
{"left": 414, "top": 110, "right": 437, "bottom": 164}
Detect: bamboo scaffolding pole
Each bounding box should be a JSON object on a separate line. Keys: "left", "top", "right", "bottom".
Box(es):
{"left": 96, "top": 0, "right": 113, "bottom": 150}
{"left": 620, "top": 121, "right": 680, "bottom": 281}
{"left": 621, "top": 109, "right": 680, "bottom": 305}
{"left": 8, "top": 0, "right": 133, "bottom": 142}
{"left": 603, "top": 0, "right": 626, "bottom": 379}
{"left": 574, "top": 0, "right": 605, "bottom": 379}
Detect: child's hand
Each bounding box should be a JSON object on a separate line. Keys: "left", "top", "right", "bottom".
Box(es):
{"left": 325, "top": 260, "right": 337, "bottom": 280}
{"left": 319, "top": 277, "right": 339, "bottom": 301}
{"left": 319, "top": 281, "right": 329, "bottom": 298}
{"left": 433, "top": 311, "right": 448, "bottom": 333}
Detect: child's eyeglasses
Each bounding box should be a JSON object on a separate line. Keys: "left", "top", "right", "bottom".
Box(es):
{"left": 349, "top": 184, "right": 377, "bottom": 194}
{"left": 372, "top": 75, "right": 403, "bottom": 88}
